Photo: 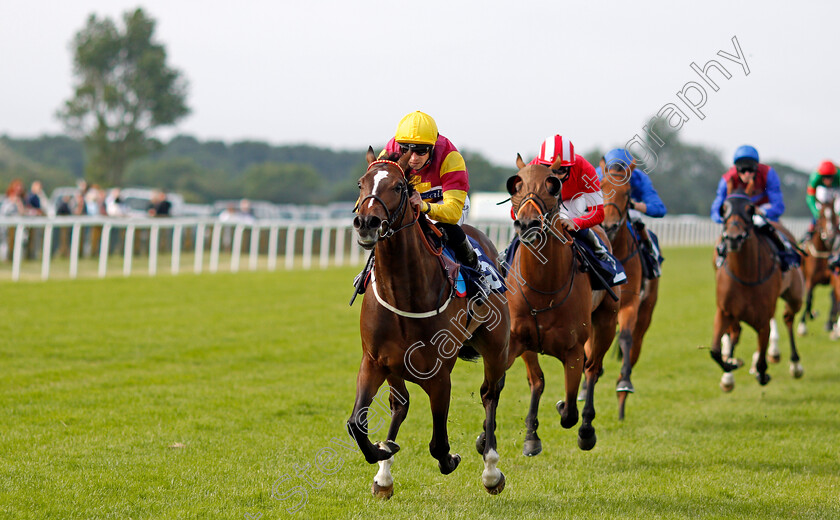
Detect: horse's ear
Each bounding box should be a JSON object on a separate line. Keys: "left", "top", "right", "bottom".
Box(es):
{"left": 397, "top": 150, "right": 411, "bottom": 174}
{"left": 545, "top": 176, "right": 562, "bottom": 197}
{"left": 516, "top": 154, "right": 526, "bottom": 169}
{"left": 366, "top": 146, "right": 377, "bottom": 164}
{"left": 549, "top": 154, "right": 564, "bottom": 170}
{"left": 506, "top": 175, "right": 522, "bottom": 195}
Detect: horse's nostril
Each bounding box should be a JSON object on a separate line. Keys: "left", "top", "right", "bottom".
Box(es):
{"left": 353, "top": 216, "right": 363, "bottom": 229}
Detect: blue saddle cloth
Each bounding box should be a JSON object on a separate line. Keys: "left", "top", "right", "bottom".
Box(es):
{"left": 442, "top": 236, "right": 506, "bottom": 299}
{"left": 500, "top": 233, "right": 627, "bottom": 290}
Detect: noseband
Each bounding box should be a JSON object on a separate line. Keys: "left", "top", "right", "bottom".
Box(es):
{"left": 514, "top": 191, "right": 562, "bottom": 239}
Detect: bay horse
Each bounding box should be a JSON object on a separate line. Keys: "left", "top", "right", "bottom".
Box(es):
{"left": 349, "top": 149, "right": 510, "bottom": 498}
{"left": 797, "top": 198, "right": 839, "bottom": 335}
{"left": 599, "top": 167, "right": 659, "bottom": 420}
{"left": 710, "top": 191, "right": 804, "bottom": 391}
{"left": 504, "top": 154, "right": 618, "bottom": 456}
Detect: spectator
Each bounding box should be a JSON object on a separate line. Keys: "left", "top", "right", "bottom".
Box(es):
{"left": 1, "top": 179, "right": 26, "bottom": 260}
{"left": 25, "top": 180, "right": 48, "bottom": 216}
{"left": 148, "top": 190, "right": 171, "bottom": 217}
{"left": 105, "top": 188, "right": 127, "bottom": 217}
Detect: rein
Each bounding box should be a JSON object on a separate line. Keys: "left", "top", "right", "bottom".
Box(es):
{"left": 603, "top": 194, "right": 639, "bottom": 265}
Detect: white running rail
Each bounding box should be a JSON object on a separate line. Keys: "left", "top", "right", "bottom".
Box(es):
{"left": 0, "top": 215, "right": 812, "bottom": 281}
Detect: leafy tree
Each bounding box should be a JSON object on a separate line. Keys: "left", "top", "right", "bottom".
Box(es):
{"left": 57, "top": 8, "right": 189, "bottom": 187}
{"left": 463, "top": 151, "right": 515, "bottom": 192}
{"left": 241, "top": 163, "right": 322, "bottom": 203}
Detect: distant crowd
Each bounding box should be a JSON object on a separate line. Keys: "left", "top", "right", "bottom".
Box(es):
{"left": 0, "top": 179, "right": 172, "bottom": 218}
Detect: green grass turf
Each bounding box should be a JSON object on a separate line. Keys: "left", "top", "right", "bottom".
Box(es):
{"left": 1, "top": 246, "right": 839, "bottom": 519}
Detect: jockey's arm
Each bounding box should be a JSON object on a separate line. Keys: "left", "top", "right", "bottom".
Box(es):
{"left": 630, "top": 170, "right": 667, "bottom": 217}
{"left": 711, "top": 177, "right": 728, "bottom": 223}
{"left": 423, "top": 189, "right": 467, "bottom": 224}
{"left": 763, "top": 167, "right": 785, "bottom": 221}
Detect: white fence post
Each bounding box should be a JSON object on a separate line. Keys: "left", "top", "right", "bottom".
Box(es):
{"left": 172, "top": 224, "right": 182, "bottom": 275}
{"left": 267, "top": 225, "right": 279, "bottom": 271}
{"left": 41, "top": 223, "right": 53, "bottom": 281}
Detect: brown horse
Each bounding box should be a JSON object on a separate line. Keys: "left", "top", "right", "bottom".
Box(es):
{"left": 600, "top": 167, "right": 660, "bottom": 420}
{"left": 349, "top": 149, "right": 510, "bottom": 498}
{"left": 710, "top": 192, "right": 804, "bottom": 391}
{"left": 504, "top": 154, "right": 618, "bottom": 456}
{"left": 798, "top": 198, "right": 839, "bottom": 335}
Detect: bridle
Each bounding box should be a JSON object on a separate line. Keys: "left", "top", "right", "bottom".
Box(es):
{"left": 355, "top": 160, "right": 417, "bottom": 239}
{"left": 719, "top": 197, "right": 777, "bottom": 286}
{"left": 513, "top": 190, "right": 565, "bottom": 242}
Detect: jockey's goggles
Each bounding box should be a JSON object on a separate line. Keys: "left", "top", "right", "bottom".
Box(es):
{"left": 398, "top": 143, "right": 433, "bottom": 156}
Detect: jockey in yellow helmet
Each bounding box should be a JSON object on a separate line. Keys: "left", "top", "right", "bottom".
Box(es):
{"left": 380, "top": 111, "right": 481, "bottom": 270}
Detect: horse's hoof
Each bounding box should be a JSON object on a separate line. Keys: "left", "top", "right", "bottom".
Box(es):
{"left": 523, "top": 438, "right": 542, "bottom": 457}
{"left": 475, "top": 432, "right": 486, "bottom": 455}
{"left": 376, "top": 440, "right": 400, "bottom": 459}
{"left": 578, "top": 428, "right": 597, "bottom": 451}
{"left": 556, "top": 401, "right": 578, "bottom": 428}
{"left": 438, "top": 453, "right": 461, "bottom": 475}
{"left": 371, "top": 481, "right": 393, "bottom": 500}
{"left": 725, "top": 358, "right": 744, "bottom": 372}
{"left": 616, "top": 379, "right": 635, "bottom": 393}
{"left": 720, "top": 372, "right": 735, "bottom": 392}
{"left": 790, "top": 362, "right": 804, "bottom": 379}
{"left": 756, "top": 372, "right": 772, "bottom": 386}
{"left": 484, "top": 471, "right": 505, "bottom": 495}
{"left": 796, "top": 322, "right": 807, "bottom": 336}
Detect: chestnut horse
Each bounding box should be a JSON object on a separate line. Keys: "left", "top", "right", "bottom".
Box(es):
{"left": 349, "top": 149, "right": 510, "bottom": 498}
{"left": 797, "top": 198, "right": 839, "bottom": 335}
{"left": 710, "top": 192, "right": 804, "bottom": 391}
{"left": 600, "top": 168, "right": 660, "bottom": 420}
{"left": 504, "top": 154, "right": 618, "bottom": 456}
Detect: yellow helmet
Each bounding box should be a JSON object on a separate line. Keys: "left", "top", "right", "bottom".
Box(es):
{"left": 394, "top": 111, "right": 438, "bottom": 146}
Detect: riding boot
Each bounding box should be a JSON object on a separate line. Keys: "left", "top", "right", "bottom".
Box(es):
{"left": 453, "top": 236, "right": 479, "bottom": 269}
{"left": 635, "top": 223, "right": 662, "bottom": 278}
{"left": 582, "top": 228, "right": 625, "bottom": 284}
{"left": 761, "top": 224, "right": 793, "bottom": 272}
{"left": 453, "top": 237, "right": 493, "bottom": 297}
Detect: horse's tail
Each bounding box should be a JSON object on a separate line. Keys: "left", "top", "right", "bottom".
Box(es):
{"left": 458, "top": 344, "right": 481, "bottom": 362}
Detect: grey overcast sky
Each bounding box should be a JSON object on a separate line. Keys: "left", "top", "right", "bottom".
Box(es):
{"left": 2, "top": 0, "right": 838, "bottom": 172}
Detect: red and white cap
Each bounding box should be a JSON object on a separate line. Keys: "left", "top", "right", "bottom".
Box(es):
{"left": 534, "top": 135, "right": 575, "bottom": 167}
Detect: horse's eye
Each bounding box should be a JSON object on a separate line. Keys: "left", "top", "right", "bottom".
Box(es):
{"left": 357, "top": 182, "right": 362, "bottom": 189}
{"left": 394, "top": 185, "right": 402, "bottom": 193}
